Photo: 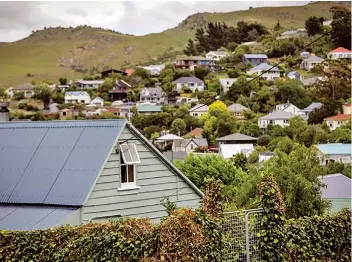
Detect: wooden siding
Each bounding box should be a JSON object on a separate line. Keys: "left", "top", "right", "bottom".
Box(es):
{"left": 82, "top": 126, "right": 202, "bottom": 222}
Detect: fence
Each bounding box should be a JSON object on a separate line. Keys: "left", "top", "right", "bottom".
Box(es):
{"left": 222, "top": 208, "right": 264, "bottom": 262}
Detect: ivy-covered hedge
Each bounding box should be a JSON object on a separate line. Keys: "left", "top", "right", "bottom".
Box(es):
{"left": 0, "top": 179, "right": 223, "bottom": 262}
{"left": 259, "top": 173, "right": 351, "bottom": 262}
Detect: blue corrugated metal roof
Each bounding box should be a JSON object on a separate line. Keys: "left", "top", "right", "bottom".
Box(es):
{"left": 0, "top": 120, "right": 125, "bottom": 206}
{"left": 316, "top": 143, "right": 351, "bottom": 155}
{"left": 0, "top": 205, "right": 78, "bottom": 230}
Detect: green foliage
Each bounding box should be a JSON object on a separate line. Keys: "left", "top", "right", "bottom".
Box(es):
{"left": 194, "top": 67, "right": 210, "bottom": 80}
{"left": 327, "top": 120, "right": 351, "bottom": 143}
{"left": 330, "top": 6, "right": 351, "bottom": 48}
{"left": 231, "top": 152, "right": 248, "bottom": 171}
{"left": 33, "top": 84, "right": 53, "bottom": 109}
{"left": 273, "top": 20, "right": 282, "bottom": 31}
{"left": 305, "top": 16, "right": 324, "bottom": 36}
{"left": 58, "top": 77, "right": 68, "bottom": 85}
{"left": 170, "top": 118, "right": 187, "bottom": 135}
{"left": 51, "top": 92, "right": 65, "bottom": 104}
{"left": 268, "top": 136, "right": 293, "bottom": 154}
{"left": 133, "top": 67, "right": 150, "bottom": 79}
{"left": 13, "top": 91, "right": 25, "bottom": 101}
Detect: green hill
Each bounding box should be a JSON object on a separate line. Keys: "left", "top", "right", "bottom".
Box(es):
{"left": 0, "top": 1, "right": 349, "bottom": 87}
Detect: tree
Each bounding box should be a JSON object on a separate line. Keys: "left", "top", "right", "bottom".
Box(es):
{"left": 268, "top": 136, "right": 293, "bottom": 154}
{"left": 232, "top": 152, "right": 248, "bottom": 171}
{"left": 133, "top": 68, "right": 150, "bottom": 79}
{"left": 184, "top": 39, "right": 197, "bottom": 56}
{"left": 327, "top": 121, "right": 351, "bottom": 143}
{"left": 0, "top": 87, "right": 6, "bottom": 97}
{"left": 227, "top": 69, "right": 240, "bottom": 78}
{"left": 170, "top": 118, "right": 187, "bottom": 136}
{"left": 59, "top": 77, "right": 68, "bottom": 85}
{"left": 227, "top": 42, "right": 238, "bottom": 52}
{"left": 51, "top": 92, "right": 64, "bottom": 104}
{"left": 194, "top": 67, "right": 210, "bottom": 80}
{"left": 273, "top": 20, "right": 282, "bottom": 31}
{"left": 305, "top": 16, "right": 324, "bottom": 36}
{"left": 34, "top": 84, "right": 52, "bottom": 109}
{"left": 13, "top": 92, "right": 25, "bottom": 101}
{"left": 330, "top": 6, "right": 351, "bottom": 48}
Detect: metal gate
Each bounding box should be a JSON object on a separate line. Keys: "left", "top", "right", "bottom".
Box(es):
{"left": 222, "top": 208, "right": 264, "bottom": 262}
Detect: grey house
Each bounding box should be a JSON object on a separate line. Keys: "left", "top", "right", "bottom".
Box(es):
{"left": 242, "top": 54, "right": 268, "bottom": 66}
{"left": 0, "top": 120, "right": 202, "bottom": 230}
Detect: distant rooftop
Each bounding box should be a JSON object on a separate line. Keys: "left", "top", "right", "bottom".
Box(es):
{"left": 250, "top": 63, "right": 279, "bottom": 72}
{"left": 173, "top": 76, "right": 203, "bottom": 84}
{"left": 259, "top": 110, "right": 295, "bottom": 120}
{"left": 217, "top": 133, "right": 257, "bottom": 141}
{"left": 243, "top": 54, "right": 268, "bottom": 59}
{"left": 320, "top": 173, "right": 351, "bottom": 199}
{"left": 316, "top": 143, "right": 351, "bottom": 155}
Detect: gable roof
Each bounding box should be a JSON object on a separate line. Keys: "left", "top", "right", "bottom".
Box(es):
{"left": 91, "top": 97, "right": 104, "bottom": 102}
{"left": 173, "top": 76, "right": 203, "bottom": 84}
{"left": 287, "top": 71, "right": 300, "bottom": 76}
{"left": 324, "top": 114, "right": 351, "bottom": 121}
{"left": 329, "top": 47, "right": 351, "bottom": 53}
{"left": 250, "top": 63, "right": 279, "bottom": 72}
{"left": 228, "top": 103, "right": 248, "bottom": 113}
{"left": 303, "top": 55, "right": 324, "bottom": 62}
{"left": 259, "top": 110, "right": 295, "bottom": 120}
{"left": 187, "top": 128, "right": 203, "bottom": 137}
{"left": 316, "top": 143, "right": 351, "bottom": 155}
{"left": 320, "top": 174, "right": 351, "bottom": 199}
{"left": 217, "top": 133, "right": 257, "bottom": 141}
{"left": 12, "top": 83, "right": 34, "bottom": 91}
{"left": 302, "top": 102, "right": 323, "bottom": 112}
{"left": 140, "top": 87, "right": 163, "bottom": 97}
{"left": 182, "top": 138, "right": 208, "bottom": 147}
{"left": 0, "top": 120, "right": 125, "bottom": 206}
{"left": 189, "top": 104, "right": 208, "bottom": 112}
{"left": 243, "top": 54, "right": 268, "bottom": 59}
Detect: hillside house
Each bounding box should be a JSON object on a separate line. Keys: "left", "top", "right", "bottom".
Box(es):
{"left": 137, "top": 103, "right": 162, "bottom": 114}
{"left": 205, "top": 51, "right": 228, "bottom": 61}
{"left": 6, "top": 83, "right": 35, "bottom": 98}
{"left": 300, "top": 51, "right": 311, "bottom": 58}
{"left": 241, "top": 41, "right": 262, "bottom": 48}
{"left": 259, "top": 152, "right": 275, "bottom": 163}
{"left": 315, "top": 143, "right": 351, "bottom": 166}
{"left": 227, "top": 103, "right": 248, "bottom": 119}
{"left": 101, "top": 69, "right": 127, "bottom": 78}
{"left": 140, "top": 87, "right": 166, "bottom": 104}
{"left": 324, "top": 104, "right": 351, "bottom": 131}
{"left": 300, "top": 55, "right": 324, "bottom": 70}
{"left": 75, "top": 80, "right": 104, "bottom": 89}
{"left": 109, "top": 80, "right": 132, "bottom": 101}
{"left": 328, "top": 47, "right": 352, "bottom": 60}
{"left": 219, "top": 144, "right": 254, "bottom": 159}
{"left": 287, "top": 71, "right": 301, "bottom": 80}
{"left": 275, "top": 102, "right": 302, "bottom": 116}
{"left": 175, "top": 56, "right": 215, "bottom": 71}
{"left": 258, "top": 110, "right": 296, "bottom": 131}
{"left": 59, "top": 108, "right": 73, "bottom": 120}
{"left": 140, "top": 64, "right": 165, "bottom": 76}
{"left": 64, "top": 91, "right": 91, "bottom": 104}
{"left": 301, "top": 102, "right": 323, "bottom": 117}
{"left": 217, "top": 133, "right": 257, "bottom": 145}
{"left": 247, "top": 63, "right": 280, "bottom": 80}
{"left": 0, "top": 120, "right": 203, "bottom": 230}
{"left": 90, "top": 97, "right": 104, "bottom": 107}
{"left": 172, "top": 138, "right": 208, "bottom": 153}
{"left": 242, "top": 54, "right": 268, "bottom": 66}
{"left": 106, "top": 106, "right": 133, "bottom": 119}
{"left": 320, "top": 174, "right": 351, "bottom": 213}
{"left": 276, "top": 29, "right": 308, "bottom": 39}
{"left": 173, "top": 77, "right": 204, "bottom": 93}
{"left": 220, "top": 78, "right": 237, "bottom": 93}
{"left": 189, "top": 104, "right": 208, "bottom": 118}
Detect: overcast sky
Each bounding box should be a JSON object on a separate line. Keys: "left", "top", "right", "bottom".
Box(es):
{"left": 0, "top": 1, "right": 308, "bottom": 42}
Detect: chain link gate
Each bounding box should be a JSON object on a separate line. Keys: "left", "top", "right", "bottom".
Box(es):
{"left": 222, "top": 208, "right": 264, "bottom": 262}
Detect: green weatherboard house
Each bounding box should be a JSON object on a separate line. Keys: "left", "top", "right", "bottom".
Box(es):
{"left": 0, "top": 120, "right": 203, "bottom": 230}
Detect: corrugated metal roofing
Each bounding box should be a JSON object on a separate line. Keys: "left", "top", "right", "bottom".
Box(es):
{"left": 0, "top": 120, "right": 125, "bottom": 206}
{"left": 0, "top": 205, "right": 78, "bottom": 230}
{"left": 243, "top": 54, "right": 268, "bottom": 59}
{"left": 316, "top": 143, "right": 351, "bottom": 155}
{"left": 259, "top": 110, "right": 295, "bottom": 120}
{"left": 320, "top": 174, "right": 351, "bottom": 199}
{"left": 217, "top": 133, "right": 257, "bottom": 141}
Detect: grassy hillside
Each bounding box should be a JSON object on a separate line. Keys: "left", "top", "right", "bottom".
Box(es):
{"left": 0, "top": 1, "right": 349, "bottom": 87}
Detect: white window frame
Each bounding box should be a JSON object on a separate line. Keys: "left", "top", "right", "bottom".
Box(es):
{"left": 118, "top": 143, "right": 141, "bottom": 190}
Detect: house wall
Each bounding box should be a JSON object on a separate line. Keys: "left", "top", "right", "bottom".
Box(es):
{"left": 277, "top": 104, "right": 302, "bottom": 116}
{"left": 189, "top": 111, "right": 207, "bottom": 118}
{"left": 319, "top": 153, "right": 351, "bottom": 166}
{"left": 329, "top": 52, "right": 351, "bottom": 60}
{"left": 258, "top": 119, "right": 290, "bottom": 129}
{"left": 325, "top": 119, "right": 348, "bottom": 131}
{"left": 343, "top": 105, "right": 351, "bottom": 115}
{"left": 60, "top": 209, "right": 82, "bottom": 226}
{"left": 82, "top": 126, "right": 202, "bottom": 223}
{"left": 175, "top": 83, "right": 204, "bottom": 92}
{"left": 247, "top": 69, "right": 279, "bottom": 80}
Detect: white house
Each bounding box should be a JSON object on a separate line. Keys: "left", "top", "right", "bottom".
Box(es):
{"left": 275, "top": 102, "right": 302, "bottom": 116}
{"left": 90, "top": 97, "right": 104, "bottom": 107}
{"left": 189, "top": 104, "right": 208, "bottom": 118}
{"left": 140, "top": 87, "right": 166, "bottom": 104}
{"left": 287, "top": 71, "right": 301, "bottom": 80}
{"left": 220, "top": 78, "right": 237, "bottom": 93}
{"left": 259, "top": 152, "right": 275, "bottom": 163}
{"left": 219, "top": 144, "right": 254, "bottom": 159}
{"left": 324, "top": 104, "right": 351, "bottom": 131}
{"left": 6, "top": 83, "right": 35, "bottom": 98}
{"left": 315, "top": 144, "right": 351, "bottom": 166}
{"left": 64, "top": 91, "right": 91, "bottom": 104}
{"left": 206, "top": 51, "right": 228, "bottom": 61}
{"left": 172, "top": 138, "right": 208, "bottom": 153}
{"left": 328, "top": 47, "right": 352, "bottom": 60}
{"left": 172, "top": 77, "right": 204, "bottom": 93}
{"left": 247, "top": 63, "right": 280, "bottom": 80}
{"left": 300, "top": 55, "right": 324, "bottom": 70}
{"left": 140, "top": 64, "right": 165, "bottom": 76}
{"left": 75, "top": 80, "right": 104, "bottom": 89}
{"left": 258, "top": 110, "right": 296, "bottom": 130}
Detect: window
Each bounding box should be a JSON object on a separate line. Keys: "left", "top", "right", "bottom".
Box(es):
{"left": 119, "top": 143, "right": 141, "bottom": 189}
{"left": 190, "top": 143, "right": 194, "bottom": 150}
{"left": 62, "top": 111, "right": 67, "bottom": 116}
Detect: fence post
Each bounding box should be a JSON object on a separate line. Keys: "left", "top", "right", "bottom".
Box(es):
{"left": 245, "top": 212, "right": 250, "bottom": 262}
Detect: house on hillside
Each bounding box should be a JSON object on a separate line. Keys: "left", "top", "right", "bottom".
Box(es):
{"left": 59, "top": 108, "right": 73, "bottom": 120}
{"left": 220, "top": 78, "right": 237, "bottom": 93}
{"left": 186, "top": 128, "right": 203, "bottom": 138}
{"left": 106, "top": 106, "right": 133, "bottom": 119}
{"left": 137, "top": 103, "right": 162, "bottom": 114}
{"left": 300, "top": 55, "right": 324, "bottom": 70}
{"left": 140, "top": 65, "right": 165, "bottom": 76}
{"left": 320, "top": 174, "right": 351, "bottom": 213}
{"left": 173, "top": 77, "right": 204, "bottom": 93}
{"left": 90, "top": 97, "right": 104, "bottom": 107}
{"left": 315, "top": 143, "right": 351, "bottom": 166}
{"left": 275, "top": 102, "right": 302, "bottom": 116}
{"left": 228, "top": 103, "right": 248, "bottom": 119}
{"left": 172, "top": 138, "right": 208, "bottom": 153}
{"left": 287, "top": 71, "right": 301, "bottom": 80}
{"left": 247, "top": 63, "right": 280, "bottom": 80}
{"left": 101, "top": 69, "right": 127, "bottom": 78}
{"left": 75, "top": 80, "right": 104, "bottom": 89}
{"left": 301, "top": 102, "right": 323, "bottom": 117}
{"left": 189, "top": 104, "right": 208, "bottom": 118}
{"left": 140, "top": 87, "right": 166, "bottom": 104}
{"left": 219, "top": 144, "right": 254, "bottom": 159}
{"left": 175, "top": 56, "right": 215, "bottom": 71}
{"left": 242, "top": 54, "right": 268, "bottom": 66}
{"left": 241, "top": 41, "right": 262, "bottom": 48}
{"left": 64, "top": 91, "right": 91, "bottom": 104}
{"left": 217, "top": 133, "right": 257, "bottom": 145}
{"left": 0, "top": 120, "right": 203, "bottom": 230}
{"left": 259, "top": 152, "right": 275, "bottom": 163}
{"left": 324, "top": 104, "right": 351, "bottom": 131}
{"left": 206, "top": 51, "right": 228, "bottom": 61}
{"left": 258, "top": 110, "right": 296, "bottom": 131}
{"left": 276, "top": 29, "right": 308, "bottom": 40}
{"left": 109, "top": 80, "right": 132, "bottom": 101}
{"left": 328, "top": 47, "right": 352, "bottom": 60}
{"left": 6, "top": 83, "right": 35, "bottom": 98}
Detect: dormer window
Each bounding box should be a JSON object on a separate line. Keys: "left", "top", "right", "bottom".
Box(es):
{"left": 119, "top": 143, "right": 141, "bottom": 190}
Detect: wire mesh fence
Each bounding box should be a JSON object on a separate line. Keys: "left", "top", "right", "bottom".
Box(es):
{"left": 222, "top": 208, "right": 264, "bottom": 262}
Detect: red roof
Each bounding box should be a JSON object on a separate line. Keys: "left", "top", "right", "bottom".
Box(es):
{"left": 324, "top": 114, "right": 351, "bottom": 121}
{"left": 106, "top": 107, "right": 120, "bottom": 113}
{"left": 330, "top": 47, "right": 351, "bottom": 53}
{"left": 187, "top": 128, "right": 203, "bottom": 137}
{"left": 344, "top": 104, "right": 352, "bottom": 107}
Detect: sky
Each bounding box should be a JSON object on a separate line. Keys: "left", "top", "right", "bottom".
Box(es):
{"left": 0, "top": 1, "right": 309, "bottom": 42}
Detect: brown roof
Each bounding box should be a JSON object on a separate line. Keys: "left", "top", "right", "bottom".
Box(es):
{"left": 106, "top": 107, "right": 121, "bottom": 113}
{"left": 187, "top": 128, "right": 203, "bottom": 137}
